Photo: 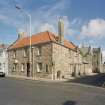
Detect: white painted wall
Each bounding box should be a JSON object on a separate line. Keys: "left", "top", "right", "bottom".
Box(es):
{"left": 0, "top": 48, "right": 8, "bottom": 75}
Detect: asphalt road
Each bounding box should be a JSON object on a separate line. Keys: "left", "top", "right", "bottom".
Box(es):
{"left": 69, "top": 73, "right": 105, "bottom": 87}
{"left": 0, "top": 77, "right": 105, "bottom": 105}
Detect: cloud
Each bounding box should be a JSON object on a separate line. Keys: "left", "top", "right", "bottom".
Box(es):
{"left": 30, "top": 0, "right": 71, "bottom": 35}
{"left": 0, "top": 0, "right": 26, "bottom": 30}
{"left": 0, "top": 0, "right": 79, "bottom": 41}
{"left": 81, "top": 18, "right": 105, "bottom": 38}
{"left": 0, "top": 14, "right": 7, "bottom": 20}
{"left": 0, "top": 0, "right": 74, "bottom": 37}
{"left": 38, "top": 23, "right": 56, "bottom": 33}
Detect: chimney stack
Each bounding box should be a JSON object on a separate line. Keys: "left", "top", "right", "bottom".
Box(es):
{"left": 18, "top": 32, "right": 26, "bottom": 39}
{"left": 58, "top": 17, "right": 64, "bottom": 44}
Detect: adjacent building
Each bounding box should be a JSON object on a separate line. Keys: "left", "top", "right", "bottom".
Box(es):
{"left": 92, "top": 48, "right": 103, "bottom": 73}
{"left": 79, "top": 46, "right": 93, "bottom": 75}
{"left": 0, "top": 44, "right": 8, "bottom": 75}
{"left": 79, "top": 46, "right": 103, "bottom": 74}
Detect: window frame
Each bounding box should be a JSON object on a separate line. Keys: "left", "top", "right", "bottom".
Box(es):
{"left": 46, "top": 64, "right": 49, "bottom": 73}
{"left": 13, "top": 50, "right": 16, "bottom": 58}
{"left": 23, "top": 48, "right": 27, "bottom": 57}
{"left": 21, "top": 63, "right": 25, "bottom": 72}
{"left": 36, "top": 46, "right": 42, "bottom": 56}
{"left": 12, "top": 63, "right": 17, "bottom": 72}
{"left": 36, "top": 63, "right": 42, "bottom": 72}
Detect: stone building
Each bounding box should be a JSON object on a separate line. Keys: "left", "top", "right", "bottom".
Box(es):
{"left": 8, "top": 18, "right": 85, "bottom": 79}
{"left": 8, "top": 30, "right": 83, "bottom": 80}
{"left": 79, "top": 46, "right": 93, "bottom": 75}
{"left": 103, "top": 62, "right": 105, "bottom": 73}
{"left": 79, "top": 46, "right": 103, "bottom": 74}
{"left": 0, "top": 44, "right": 8, "bottom": 75}
{"left": 92, "top": 48, "right": 102, "bottom": 73}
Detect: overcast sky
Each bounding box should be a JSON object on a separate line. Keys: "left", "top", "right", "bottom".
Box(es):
{"left": 0, "top": 0, "right": 105, "bottom": 60}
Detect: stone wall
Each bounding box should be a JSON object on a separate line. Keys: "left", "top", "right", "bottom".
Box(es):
{"left": 8, "top": 48, "right": 29, "bottom": 76}
{"left": 8, "top": 42, "right": 52, "bottom": 79}
{"left": 52, "top": 42, "right": 81, "bottom": 79}
{"left": 8, "top": 41, "right": 93, "bottom": 80}
{"left": 32, "top": 43, "right": 52, "bottom": 79}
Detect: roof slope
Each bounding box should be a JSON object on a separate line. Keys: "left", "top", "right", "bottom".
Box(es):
{"left": 8, "top": 31, "right": 77, "bottom": 50}
{"left": 0, "top": 44, "right": 8, "bottom": 49}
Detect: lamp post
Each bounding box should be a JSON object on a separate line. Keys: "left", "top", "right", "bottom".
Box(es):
{"left": 15, "top": 5, "right": 32, "bottom": 77}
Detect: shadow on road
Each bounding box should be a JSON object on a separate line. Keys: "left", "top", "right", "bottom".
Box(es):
{"left": 67, "top": 73, "right": 105, "bottom": 87}
{"left": 63, "top": 101, "right": 76, "bottom": 105}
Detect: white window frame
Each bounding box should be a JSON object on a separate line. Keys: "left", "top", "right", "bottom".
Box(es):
{"left": 0, "top": 63, "right": 2, "bottom": 70}
{"left": 37, "top": 47, "right": 41, "bottom": 56}
{"left": 13, "top": 50, "right": 16, "bottom": 58}
{"left": 23, "top": 49, "right": 27, "bottom": 57}
{"left": 21, "top": 63, "right": 25, "bottom": 72}
{"left": 37, "top": 63, "right": 42, "bottom": 72}
{"left": 13, "top": 63, "right": 17, "bottom": 72}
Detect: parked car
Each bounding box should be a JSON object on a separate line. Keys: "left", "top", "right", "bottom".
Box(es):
{"left": 0, "top": 72, "right": 5, "bottom": 77}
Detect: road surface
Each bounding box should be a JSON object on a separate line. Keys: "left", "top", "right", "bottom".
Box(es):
{"left": 0, "top": 77, "right": 105, "bottom": 105}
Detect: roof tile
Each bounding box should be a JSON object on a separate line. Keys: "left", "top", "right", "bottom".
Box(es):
{"left": 8, "top": 31, "right": 77, "bottom": 50}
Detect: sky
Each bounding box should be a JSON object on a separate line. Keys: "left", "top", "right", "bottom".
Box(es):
{"left": 0, "top": 0, "right": 105, "bottom": 60}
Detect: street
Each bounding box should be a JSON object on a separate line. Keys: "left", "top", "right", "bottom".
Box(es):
{"left": 69, "top": 73, "right": 105, "bottom": 87}
{"left": 0, "top": 77, "right": 105, "bottom": 105}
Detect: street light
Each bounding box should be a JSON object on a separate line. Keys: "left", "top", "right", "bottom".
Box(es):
{"left": 15, "top": 5, "right": 32, "bottom": 77}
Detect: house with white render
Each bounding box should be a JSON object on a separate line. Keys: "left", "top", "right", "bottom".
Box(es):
{"left": 0, "top": 44, "right": 8, "bottom": 76}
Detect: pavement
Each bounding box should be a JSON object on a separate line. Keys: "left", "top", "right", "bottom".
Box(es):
{"left": 0, "top": 77, "right": 105, "bottom": 105}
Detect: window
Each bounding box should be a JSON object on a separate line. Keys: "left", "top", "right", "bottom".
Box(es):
{"left": 75, "top": 52, "right": 78, "bottom": 57}
{"left": 23, "top": 49, "right": 27, "bottom": 57}
{"left": 0, "top": 63, "right": 2, "bottom": 70}
{"left": 0, "top": 50, "right": 3, "bottom": 57}
{"left": 13, "top": 50, "right": 16, "bottom": 58}
{"left": 37, "top": 63, "right": 42, "bottom": 72}
{"left": 46, "top": 64, "right": 49, "bottom": 73}
{"left": 21, "top": 63, "right": 25, "bottom": 72}
{"left": 69, "top": 50, "right": 71, "bottom": 58}
{"left": 13, "top": 63, "right": 17, "bottom": 71}
{"left": 69, "top": 64, "right": 73, "bottom": 74}
{"left": 37, "top": 47, "right": 41, "bottom": 56}
{"left": 3, "top": 63, "right": 5, "bottom": 70}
